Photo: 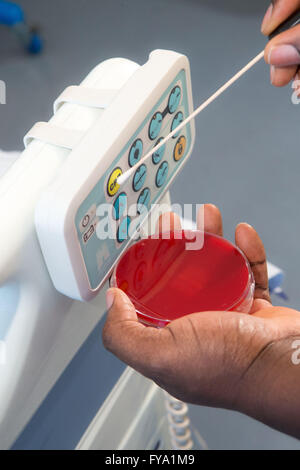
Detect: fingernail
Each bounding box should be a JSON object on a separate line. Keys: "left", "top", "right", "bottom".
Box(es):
{"left": 106, "top": 289, "right": 115, "bottom": 310}
{"left": 270, "top": 65, "right": 276, "bottom": 84}
{"left": 240, "top": 222, "right": 253, "bottom": 228}
{"left": 268, "top": 45, "right": 300, "bottom": 66}
{"left": 261, "top": 3, "right": 273, "bottom": 34}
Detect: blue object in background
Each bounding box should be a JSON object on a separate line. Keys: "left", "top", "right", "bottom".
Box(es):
{"left": 0, "top": 1, "right": 43, "bottom": 53}
{"left": 267, "top": 261, "right": 288, "bottom": 301}
{"left": 0, "top": 0, "right": 23, "bottom": 24}
{"left": 26, "top": 30, "right": 43, "bottom": 54}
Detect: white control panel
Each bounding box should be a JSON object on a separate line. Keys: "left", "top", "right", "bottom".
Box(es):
{"left": 29, "top": 50, "right": 195, "bottom": 301}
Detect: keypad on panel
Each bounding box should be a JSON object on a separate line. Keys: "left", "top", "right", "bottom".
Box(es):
{"left": 99, "top": 81, "right": 190, "bottom": 247}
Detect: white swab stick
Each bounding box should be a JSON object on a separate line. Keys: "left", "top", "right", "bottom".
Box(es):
{"left": 117, "top": 50, "right": 265, "bottom": 186}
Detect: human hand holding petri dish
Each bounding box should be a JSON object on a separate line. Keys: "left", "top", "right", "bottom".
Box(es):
{"left": 104, "top": 205, "right": 300, "bottom": 437}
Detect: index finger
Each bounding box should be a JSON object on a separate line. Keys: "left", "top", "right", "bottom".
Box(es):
{"left": 261, "top": 0, "right": 300, "bottom": 36}
{"left": 198, "top": 204, "right": 223, "bottom": 236}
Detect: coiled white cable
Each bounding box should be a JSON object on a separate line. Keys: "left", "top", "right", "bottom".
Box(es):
{"left": 164, "top": 391, "right": 208, "bottom": 450}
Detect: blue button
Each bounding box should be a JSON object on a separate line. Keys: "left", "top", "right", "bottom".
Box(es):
{"left": 128, "top": 139, "right": 143, "bottom": 167}
{"left": 152, "top": 138, "right": 166, "bottom": 165}
{"left": 117, "top": 216, "right": 131, "bottom": 243}
{"left": 133, "top": 164, "right": 147, "bottom": 192}
{"left": 137, "top": 187, "right": 151, "bottom": 214}
{"left": 113, "top": 192, "right": 127, "bottom": 220}
{"left": 168, "top": 86, "right": 181, "bottom": 114}
{"left": 171, "top": 111, "right": 184, "bottom": 138}
{"left": 149, "top": 112, "right": 163, "bottom": 140}
{"left": 156, "top": 161, "right": 169, "bottom": 188}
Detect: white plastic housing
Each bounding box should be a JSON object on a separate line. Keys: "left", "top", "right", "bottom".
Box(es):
{"left": 35, "top": 50, "right": 195, "bottom": 301}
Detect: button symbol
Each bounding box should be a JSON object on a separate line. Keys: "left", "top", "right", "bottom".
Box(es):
{"left": 168, "top": 86, "right": 181, "bottom": 114}
{"left": 156, "top": 161, "right": 169, "bottom": 188}
{"left": 82, "top": 215, "right": 90, "bottom": 228}
{"left": 83, "top": 224, "right": 95, "bottom": 244}
{"left": 79, "top": 204, "right": 97, "bottom": 233}
{"left": 133, "top": 164, "right": 147, "bottom": 192}
{"left": 107, "top": 167, "right": 122, "bottom": 197}
{"left": 174, "top": 136, "right": 186, "bottom": 162}
{"left": 152, "top": 137, "right": 166, "bottom": 165}
{"left": 171, "top": 111, "right": 184, "bottom": 138}
{"left": 149, "top": 112, "right": 163, "bottom": 140}
{"left": 137, "top": 187, "right": 151, "bottom": 214}
{"left": 129, "top": 139, "right": 143, "bottom": 167}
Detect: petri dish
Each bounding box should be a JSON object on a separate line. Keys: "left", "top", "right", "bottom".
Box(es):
{"left": 110, "top": 230, "right": 255, "bottom": 328}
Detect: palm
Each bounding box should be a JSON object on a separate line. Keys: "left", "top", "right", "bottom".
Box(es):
{"left": 103, "top": 204, "right": 300, "bottom": 413}
{"left": 153, "top": 205, "right": 300, "bottom": 404}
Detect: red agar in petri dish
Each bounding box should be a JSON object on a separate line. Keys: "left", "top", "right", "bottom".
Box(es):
{"left": 111, "top": 230, "right": 254, "bottom": 328}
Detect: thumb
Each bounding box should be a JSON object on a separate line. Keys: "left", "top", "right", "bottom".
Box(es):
{"left": 265, "top": 24, "right": 300, "bottom": 66}
{"left": 102, "top": 288, "right": 167, "bottom": 376}
{"left": 105, "top": 287, "right": 138, "bottom": 323}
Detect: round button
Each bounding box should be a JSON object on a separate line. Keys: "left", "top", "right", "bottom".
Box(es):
{"left": 137, "top": 187, "right": 151, "bottom": 214}
{"left": 173, "top": 136, "right": 187, "bottom": 162}
{"left": 128, "top": 139, "right": 143, "bottom": 167}
{"left": 152, "top": 138, "right": 166, "bottom": 165}
{"left": 113, "top": 192, "right": 127, "bottom": 220}
{"left": 133, "top": 164, "right": 147, "bottom": 192}
{"left": 149, "top": 112, "right": 163, "bottom": 140}
{"left": 117, "top": 216, "right": 131, "bottom": 243}
{"left": 171, "top": 111, "right": 184, "bottom": 138}
{"left": 107, "top": 167, "right": 122, "bottom": 197}
{"left": 168, "top": 86, "right": 181, "bottom": 114}
{"left": 156, "top": 161, "right": 169, "bottom": 188}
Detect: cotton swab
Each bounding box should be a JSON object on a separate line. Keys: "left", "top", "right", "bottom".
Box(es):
{"left": 117, "top": 50, "right": 265, "bottom": 187}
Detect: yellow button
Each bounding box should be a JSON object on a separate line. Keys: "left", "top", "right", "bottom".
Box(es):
{"left": 174, "top": 136, "right": 186, "bottom": 162}
{"left": 107, "top": 167, "right": 122, "bottom": 197}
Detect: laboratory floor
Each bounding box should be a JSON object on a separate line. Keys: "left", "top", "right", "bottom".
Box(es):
{"left": 1, "top": 0, "right": 300, "bottom": 450}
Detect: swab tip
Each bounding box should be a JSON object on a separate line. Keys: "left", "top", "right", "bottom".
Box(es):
{"left": 117, "top": 172, "right": 129, "bottom": 186}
